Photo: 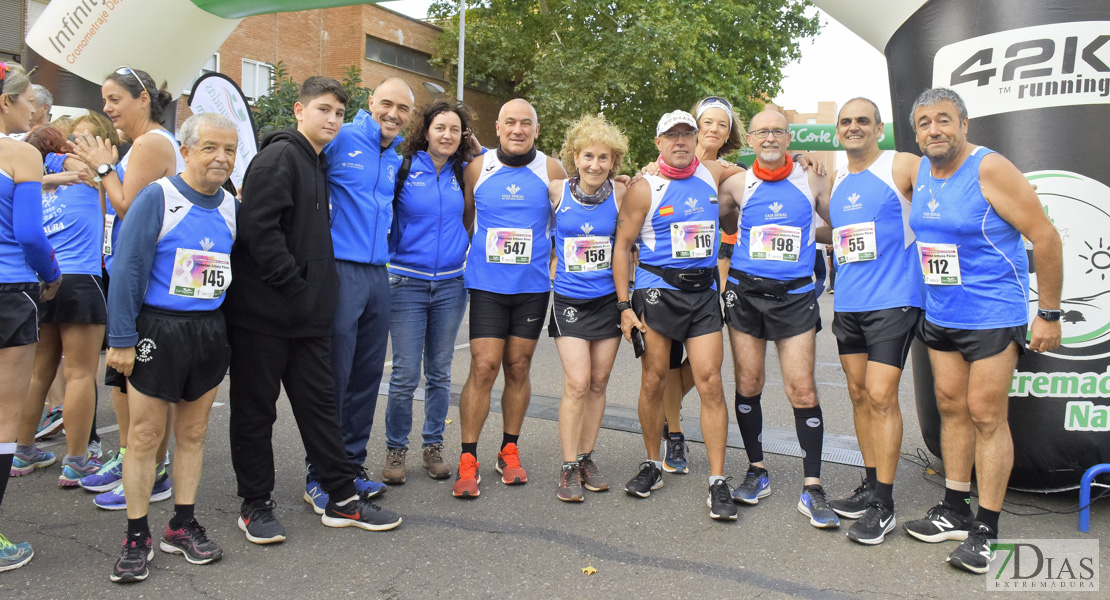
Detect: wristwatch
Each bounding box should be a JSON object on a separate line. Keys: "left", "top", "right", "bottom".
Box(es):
{"left": 1036, "top": 308, "right": 1062, "bottom": 322}
{"left": 616, "top": 300, "right": 632, "bottom": 312}
{"left": 96, "top": 163, "right": 115, "bottom": 178}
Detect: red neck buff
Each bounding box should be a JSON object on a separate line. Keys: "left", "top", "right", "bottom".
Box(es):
{"left": 751, "top": 154, "right": 794, "bottom": 182}
{"left": 658, "top": 154, "right": 700, "bottom": 179}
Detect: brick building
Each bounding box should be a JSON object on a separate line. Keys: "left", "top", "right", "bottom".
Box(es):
{"left": 175, "top": 4, "right": 501, "bottom": 139}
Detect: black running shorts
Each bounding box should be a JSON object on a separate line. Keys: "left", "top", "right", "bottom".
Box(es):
{"left": 833, "top": 307, "right": 921, "bottom": 368}
{"left": 37, "top": 274, "right": 107, "bottom": 324}
{"left": 0, "top": 289, "right": 39, "bottom": 348}
{"left": 724, "top": 279, "right": 820, "bottom": 341}
{"left": 549, "top": 292, "right": 621, "bottom": 340}
{"left": 107, "top": 307, "right": 229, "bottom": 403}
{"left": 916, "top": 319, "right": 1027, "bottom": 363}
{"left": 631, "top": 286, "right": 722, "bottom": 341}
{"left": 468, "top": 289, "right": 550, "bottom": 340}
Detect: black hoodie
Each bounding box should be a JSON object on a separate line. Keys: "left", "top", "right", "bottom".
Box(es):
{"left": 222, "top": 128, "right": 338, "bottom": 338}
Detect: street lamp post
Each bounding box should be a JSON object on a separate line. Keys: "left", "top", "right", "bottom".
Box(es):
{"left": 457, "top": 0, "right": 465, "bottom": 101}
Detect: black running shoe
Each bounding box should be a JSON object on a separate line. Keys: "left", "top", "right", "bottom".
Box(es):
{"left": 903, "top": 502, "right": 971, "bottom": 543}
{"left": 160, "top": 519, "right": 223, "bottom": 564}
{"left": 707, "top": 479, "right": 738, "bottom": 521}
{"left": 110, "top": 535, "right": 152, "bottom": 583}
{"left": 830, "top": 476, "right": 874, "bottom": 519}
{"left": 946, "top": 522, "right": 996, "bottom": 574}
{"left": 847, "top": 499, "right": 896, "bottom": 545}
{"left": 238, "top": 499, "right": 286, "bottom": 545}
{"left": 321, "top": 494, "right": 402, "bottom": 531}
{"left": 624, "top": 462, "right": 663, "bottom": 498}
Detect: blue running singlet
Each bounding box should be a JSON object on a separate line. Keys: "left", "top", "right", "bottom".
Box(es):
{"left": 634, "top": 166, "right": 719, "bottom": 291}
{"left": 553, "top": 181, "right": 618, "bottom": 299}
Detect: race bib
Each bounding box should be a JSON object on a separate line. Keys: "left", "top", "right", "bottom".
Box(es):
{"left": 917, "top": 242, "right": 961, "bottom": 285}
{"left": 102, "top": 214, "right": 115, "bottom": 256}
{"left": 486, "top": 228, "right": 532, "bottom": 264}
{"left": 170, "top": 248, "right": 232, "bottom": 299}
{"left": 749, "top": 224, "right": 802, "bottom": 261}
{"left": 831, "top": 222, "right": 877, "bottom": 265}
{"left": 670, "top": 221, "right": 715, "bottom": 258}
{"left": 564, "top": 236, "right": 611, "bottom": 272}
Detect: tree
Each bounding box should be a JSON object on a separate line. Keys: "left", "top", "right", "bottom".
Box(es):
{"left": 428, "top": 0, "right": 820, "bottom": 167}
{"left": 251, "top": 63, "right": 374, "bottom": 141}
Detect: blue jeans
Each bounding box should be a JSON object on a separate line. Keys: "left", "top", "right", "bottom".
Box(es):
{"left": 384, "top": 274, "right": 467, "bottom": 449}
{"left": 327, "top": 261, "right": 391, "bottom": 468}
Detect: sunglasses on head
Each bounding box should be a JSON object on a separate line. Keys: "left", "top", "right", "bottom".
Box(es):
{"left": 699, "top": 96, "right": 733, "bottom": 110}
{"left": 115, "top": 66, "right": 150, "bottom": 98}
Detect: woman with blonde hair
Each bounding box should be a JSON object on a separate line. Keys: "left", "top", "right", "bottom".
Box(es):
{"left": 548, "top": 114, "right": 629, "bottom": 502}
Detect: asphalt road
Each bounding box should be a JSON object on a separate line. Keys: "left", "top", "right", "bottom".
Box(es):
{"left": 2, "top": 293, "right": 1107, "bottom": 598}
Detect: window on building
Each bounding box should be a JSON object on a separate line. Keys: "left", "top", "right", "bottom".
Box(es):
{"left": 241, "top": 59, "right": 274, "bottom": 101}
{"left": 365, "top": 36, "right": 442, "bottom": 80}
{"left": 0, "top": 2, "right": 24, "bottom": 57}
{"left": 184, "top": 53, "right": 220, "bottom": 95}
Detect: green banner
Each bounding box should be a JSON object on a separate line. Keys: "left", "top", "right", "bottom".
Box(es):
{"left": 738, "top": 124, "right": 895, "bottom": 155}
{"left": 190, "top": 1, "right": 381, "bottom": 19}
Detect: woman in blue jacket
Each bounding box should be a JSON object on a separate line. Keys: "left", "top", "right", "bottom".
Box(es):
{"left": 382, "top": 101, "right": 479, "bottom": 483}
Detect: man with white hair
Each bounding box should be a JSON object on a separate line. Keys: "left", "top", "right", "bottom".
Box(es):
{"left": 105, "top": 113, "right": 238, "bottom": 583}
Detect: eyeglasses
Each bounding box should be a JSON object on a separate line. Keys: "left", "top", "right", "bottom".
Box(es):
{"left": 661, "top": 130, "right": 697, "bottom": 140}
{"left": 699, "top": 96, "right": 733, "bottom": 111}
{"left": 748, "top": 128, "right": 789, "bottom": 139}
{"left": 115, "top": 66, "right": 150, "bottom": 98}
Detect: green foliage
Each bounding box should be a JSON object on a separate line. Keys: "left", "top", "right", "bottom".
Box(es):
{"left": 428, "top": 0, "right": 820, "bottom": 167}
{"left": 251, "top": 62, "right": 374, "bottom": 141}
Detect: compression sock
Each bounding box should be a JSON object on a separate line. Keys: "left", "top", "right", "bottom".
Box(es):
{"left": 793, "top": 406, "right": 825, "bottom": 479}
{"left": 734, "top": 393, "right": 764, "bottom": 464}
{"left": 170, "top": 504, "right": 195, "bottom": 529}
{"left": 0, "top": 442, "right": 14, "bottom": 506}
{"left": 501, "top": 433, "right": 519, "bottom": 451}
{"left": 461, "top": 442, "right": 477, "bottom": 459}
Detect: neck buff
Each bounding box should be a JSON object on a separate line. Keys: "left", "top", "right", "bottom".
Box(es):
{"left": 658, "top": 154, "right": 700, "bottom": 179}
{"left": 496, "top": 144, "right": 537, "bottom": 167}
{"left": 569, "top": 176, "right": 613, "bottom": 205}
{"left": 695, "top": 99, "right": 734, "bottom": 133}
{"left": 751, "top": 154, "right": 794, "bottom": 182}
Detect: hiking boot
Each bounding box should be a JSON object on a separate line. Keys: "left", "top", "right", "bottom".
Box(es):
{"left": 422, "top": 443, "right": 450, "bottom": 479}
{"left": 382, "top": 447, "right": 407, "bottom": 485}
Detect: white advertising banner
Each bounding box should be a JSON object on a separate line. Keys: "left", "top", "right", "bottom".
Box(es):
{"left": 187, "top": 73, "right": 257, "bottom": 189}
{"left": 25, "top": 0, "right": 241, "bottom": 97}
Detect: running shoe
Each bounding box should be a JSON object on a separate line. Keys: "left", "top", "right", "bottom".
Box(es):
{"left": 304, "top": 478, "right": 328, "bottom": 515}
{"left": 556, "top": 462, "right": 584, "bottom": 502}
{"left": 110, "top": 535, "right": 152, "bottom": 583}
{"left": 663, "top": 432, "right": 688, "bottom": 474}
{"left": 946, "top": 522, "right": 996, "bottom": 574}
{"left": 496, "top": 442, "right": 528, "bottom": 484}
{"left": 847, "top": 499, "right": 896, "bottom": 545}
{"left": 321, "top": 494, "right": 402, "bottom": 531}
{"left": 59, "top": 452, "right": 101, "bottom": 486}
{"left": 88, "top": 439, "right": 102, "bottom": 461}
{"left": 0, "top": 534, "right": 33, "bottom": 573}
{"left": 903, "top": 502, "right": 972, "bottom": 543}
{"left": 422, "top": 443, "right": 450, "bottom": 479}
{"left": 354, "top": 467, "right": 387, "bottom": 499}
{"left": 35, "top": 405, "right": 64, "bottom": 440}
{"left": 798, "top": 484, "right": 840, "bottom": 529}
{"left": 624, "top": 462, "right": 663, "bottom": 498}
{"left": 382, "top": 447, "right": 407, "bottom": 485}
{"left": 577, "top": 452, "right": 609, "bottom": 492}
{"left": 81, "top": 449, "right": 125, "bottom": 493}
{"left": 238, "top": 499, "right": 286, "bottom": 545}
{"left": 160, "top": 519, "right": 223, "bottom": 565}
{"left": 94, "top": 473, "right": 173, "bottom": 511}
{"left": 707, "top": 479, "right": 738, "bottom": 520}
{"left": 453, "top": 453, "right": 480, "bottom": 498}
{"left": 10, "top": 446, "right": 55, "bottom": 476}
{"left": 830, "top": 476, "right": 875, "bottom": 519}
{"left": 732, "top": 465, "right": 771, "bottom": 504}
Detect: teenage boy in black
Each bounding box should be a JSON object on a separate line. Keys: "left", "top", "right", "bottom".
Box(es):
{"left": 223, "top": 77, "right": 401, "bottom": 543}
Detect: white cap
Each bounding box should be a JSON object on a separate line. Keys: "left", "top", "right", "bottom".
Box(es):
{"left": 656, "top": 110, "right": 698, "bottom": 136}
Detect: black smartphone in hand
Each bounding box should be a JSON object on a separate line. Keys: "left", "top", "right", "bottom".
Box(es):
{"left": 631, "top": 328, "right": 645, "bottom": 358}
